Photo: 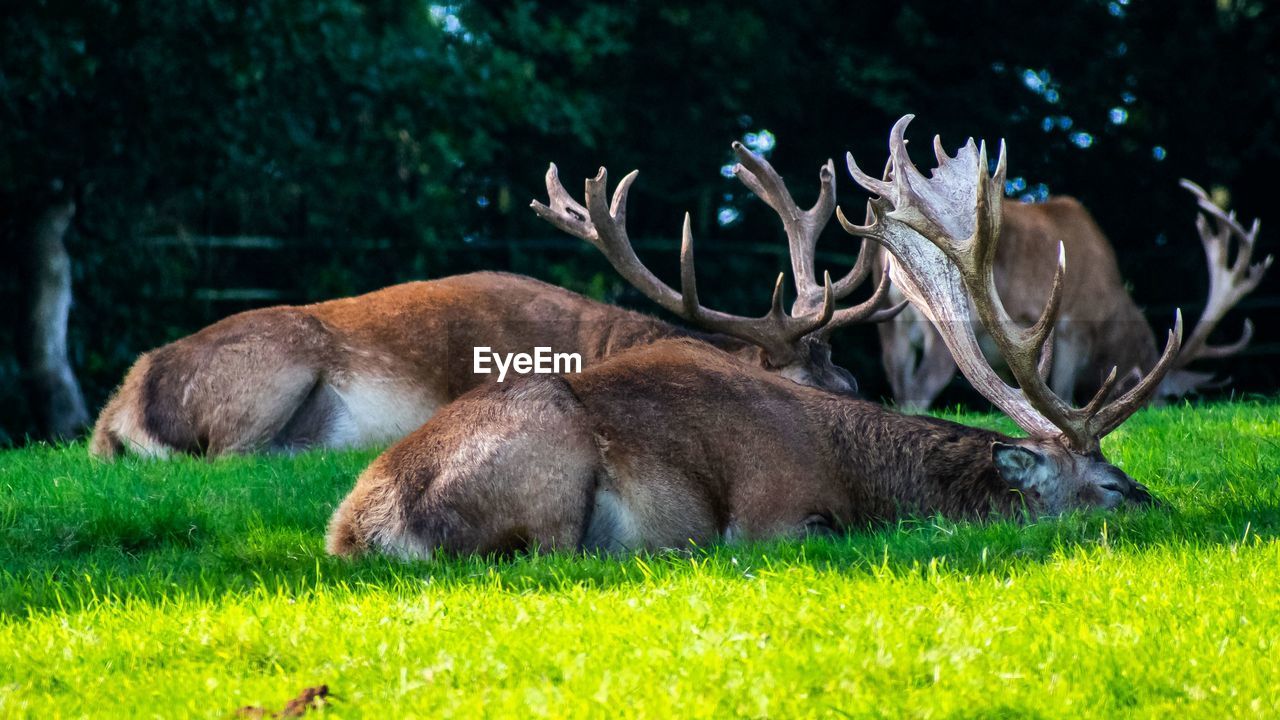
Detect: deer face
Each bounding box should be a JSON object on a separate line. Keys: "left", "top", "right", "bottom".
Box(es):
{"left": 772, "top": 337, "right": 858, "bottom": 395}
{"left": 992, "top": 440, "right": 1154, "bottom": 514}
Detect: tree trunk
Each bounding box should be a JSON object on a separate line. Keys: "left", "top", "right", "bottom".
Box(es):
{"left": 24, "top": 199, "right": 90, "bottom": 440}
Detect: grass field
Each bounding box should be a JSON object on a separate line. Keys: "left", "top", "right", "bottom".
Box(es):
{"left": 1, "top": 401, "right": 1278, "bottom": 718}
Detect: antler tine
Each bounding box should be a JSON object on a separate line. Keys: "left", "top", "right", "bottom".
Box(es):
{"left": 578, "top": 166, "right": 687, "bottom": 318}
{"left": 818, "top": 254, "right": 908, "bottom": 336}
{"left": 1081, "top": 366, "right": 1120, "bottom": 418}
{"left": 1192, "top": 318, "right": 1253, "bottom": 360}
{"left": 532, "top": 160, "right": 838, "bottom": 359}
{"left": 1174, "top": 179, "right": 1272, "bottom": 369}
{"left": 678, "top": 212, "right": 702, "bottom": 318}
{"left": 843, "top": 116, "right": 1185, "bottom": 453}
{"left": 1092, "top": 310, "right": 1184, "bottom": 436}
{"left": 677, "top": 211, "right": 837, "bottom": 346}
{"left": 731, "top": 142, "right": 836, "bottom": 301}
{"left": 732, "top": 142, "right": 894, "bottom": 336}
{"left": 829, "top": 235, "right": 876, "bottom": 299}
{"left": 530, "top": 163, "right": 599, "bottom": 247}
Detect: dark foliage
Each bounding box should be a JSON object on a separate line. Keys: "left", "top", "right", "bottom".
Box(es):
{"left": 1, "top": 0, "right": 1277, "bottom": 443}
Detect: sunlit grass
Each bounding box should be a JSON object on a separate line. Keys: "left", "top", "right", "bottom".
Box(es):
{"left": 0, "top": 400, "right": 1277, "bottom": 717}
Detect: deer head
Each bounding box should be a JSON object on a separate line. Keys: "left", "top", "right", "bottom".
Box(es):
{"left": 839, "top": 116, "right": 1166, "bottom": 511}
{"left": 532, "top": 144, "right": 903, "bottom": 394}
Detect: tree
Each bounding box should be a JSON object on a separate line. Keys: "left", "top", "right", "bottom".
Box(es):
{"left": 1, "top": 0, "right": 1276, "bottom": 443}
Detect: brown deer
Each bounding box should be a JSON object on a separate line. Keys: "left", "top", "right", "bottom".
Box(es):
{"left": 877, "top": 175, "right": 1269, "bottom": 409}
{"left": 326, "top": 117, "right": 1172, "bottom": 560}
{"left": 90, "top": 144, "right": 897, "bottom": 459}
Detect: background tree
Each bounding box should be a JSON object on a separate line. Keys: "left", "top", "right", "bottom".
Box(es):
{"left": 1, "top": 0, "right": 1276, "bottom": 444}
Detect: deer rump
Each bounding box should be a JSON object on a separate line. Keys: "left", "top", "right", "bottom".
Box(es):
{"left": 90, "top": 305, "right": 423, "bottom": 459}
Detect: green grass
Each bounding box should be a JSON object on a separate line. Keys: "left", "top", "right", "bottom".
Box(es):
{"left": 1, "top": 400, "right": 1278, "bottom": 718}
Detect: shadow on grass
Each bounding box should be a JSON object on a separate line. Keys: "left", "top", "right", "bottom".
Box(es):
{"left": 3, "top": 494, "right": 1277, "bottom": 617}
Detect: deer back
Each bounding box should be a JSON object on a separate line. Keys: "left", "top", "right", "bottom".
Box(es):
{"left": 90, "top": 272, "right": 705, "bottom": 458}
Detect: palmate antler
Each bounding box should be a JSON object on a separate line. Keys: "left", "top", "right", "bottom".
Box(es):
{"left": 531, "top": 144, "right": 900, "bottom": 362}
{"left": 1173, "top": 179, "right": 1272, "bottom": 376}
{"left": 839, "top": 115, "right": 1183, "bottom": 453}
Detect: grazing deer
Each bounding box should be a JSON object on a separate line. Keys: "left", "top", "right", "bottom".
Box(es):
{"left": 90, "top": 145, "right": 897, "bottom": 459}
{"left": 326, "top": 117, "right": 1170, "bottom": 560}
{"left": 878, "top": 175, "right": 1269, "bottom": 409}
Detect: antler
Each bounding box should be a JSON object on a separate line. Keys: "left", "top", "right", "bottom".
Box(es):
{"left": 839, "top": 115, "right": 1183, "bottom": 453}
{"left": 531, "top": 146, "right": 901, "bottom": 361}
{"left": 531, "top": 163, "right": 835, "bottom": 361}
{"left": 1174, "top": 180, "right": 1272, "bottom": 371}
{"left": 729, "top": 143, "right": 904, "bottom": 336}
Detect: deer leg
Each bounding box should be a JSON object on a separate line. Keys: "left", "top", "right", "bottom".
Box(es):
{"left": 201, "top": 362, "right": 323, "bottom": 456}
{"left": 1049, "top": 333, "right": 1087, "bottom": 405}
{"left": 269, "top": 380, "right": 345, "bottom": 452}
{"left": 144, "top": 311, "right": 337, "bottom": 456}
{"left": 89, "top": 309, "right": 337, "bottom": 458}
{"left": 878, "top": 301, "right": 922, "bottom": 403}
{"left": 91, "top": 355, "right": 168, "bottom": 459}
{"left": 91, "top": 348, "right": 321, "bottom": 458}
{"left": 879, "top": 298, "right": 957, "bottom": 410}
{"left": 909, "top": 324, "right": 959, "bottom": 409}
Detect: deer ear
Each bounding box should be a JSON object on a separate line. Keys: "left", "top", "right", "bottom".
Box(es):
{"left": 992, "top": 442, "right": 1044, "bottom": 488}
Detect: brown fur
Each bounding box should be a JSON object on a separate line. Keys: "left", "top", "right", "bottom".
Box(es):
{"left": 879, "top": 198, "right": 1159, "bottom": 408}
{"left": 327, "top": 339, "right": 1151, "bottom": 558}
{"left": 91, "top": 272, "right": 767, "bottom": 459}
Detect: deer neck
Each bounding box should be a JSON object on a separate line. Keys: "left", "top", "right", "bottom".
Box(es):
{"left": 680, "top": 331, "right": 763, "bottom": 365}
{"left": 821, "top": 399, "right": 1024, "bottom": 521}
{"left": 588, "top": 308, "right": 759, "bottom": 363}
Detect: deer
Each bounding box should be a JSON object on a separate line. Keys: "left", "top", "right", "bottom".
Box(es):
{"left": 877, "top": 170, "right": 1269, "bottom": 410}
{"left": 325, "top": 116, "right": 1175, "bottom": 560}
{"left": 90, "top": 143, "right": 898, "bottom": 459}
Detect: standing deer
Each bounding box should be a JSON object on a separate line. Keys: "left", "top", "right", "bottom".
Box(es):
{"left": 878, "top": 174, "right": 1269, "bottom": 409}
{"left": 326, "top": 116, "right": 1171, "bottom": 560}
{"left": 90, "top": 144, "right": 897, "bottom": 459}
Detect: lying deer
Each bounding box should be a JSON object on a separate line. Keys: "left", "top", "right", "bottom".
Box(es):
{"left": 326, "top": 116, "right": 1172, "bottom": 560}
{"left": 90, "top": 144, "right": 897, "bottom": 458}
{"left": 878, "top": 174, "right": 1269, "bottom": 409}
